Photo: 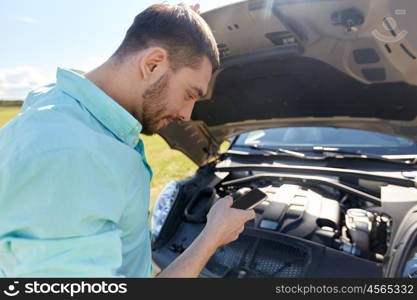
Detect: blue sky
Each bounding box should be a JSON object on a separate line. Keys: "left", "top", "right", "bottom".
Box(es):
{"left": 0, "top": 0, "right": 237, "bottom": 99}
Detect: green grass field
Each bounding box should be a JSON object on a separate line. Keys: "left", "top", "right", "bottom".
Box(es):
{"left": 0, "top": 106, "right": 197, "bottom": 210}
{"left": 141, "top": 134, "right": 197, "bottom": 211}
{"left": 0, "top": 106, "right": 22, "bottom": 127}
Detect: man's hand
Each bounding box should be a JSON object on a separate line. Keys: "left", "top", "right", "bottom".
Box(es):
{"left": 156, "top": 196, "right": 255, "bottom": 277}
{"left": 203, "top": 196, "right": 256, "bottom": 248}
{"left": 190, "top": 3, "right": 201, "bottom": 14}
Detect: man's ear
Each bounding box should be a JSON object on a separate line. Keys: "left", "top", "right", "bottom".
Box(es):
{"left": 139, "top": 47, "right": 169, "bottom": 82}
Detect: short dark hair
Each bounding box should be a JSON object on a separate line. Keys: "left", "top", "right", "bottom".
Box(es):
{"left": 112, "top": 3, "right": 220, "bottom": 72}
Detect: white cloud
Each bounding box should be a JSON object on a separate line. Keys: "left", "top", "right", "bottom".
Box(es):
{"left": 17, "top": 17, "right": 38, "bottom": 23}
{"left": 0, "top": 67, "right": 54, "bottom": 100}
{"left": 69, "top": 56, "right": 107, "bottom": 73}
{"left": 0, "top": 56, "right": 107, "bottom": 100}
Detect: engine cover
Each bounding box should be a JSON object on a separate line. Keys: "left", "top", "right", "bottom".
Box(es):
{"left": 254, "top": 184, "right": 341, "bottom": 247}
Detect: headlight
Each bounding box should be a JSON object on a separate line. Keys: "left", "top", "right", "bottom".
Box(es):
{"left": 151, "top": 180, "right": 180, "bottom": 239}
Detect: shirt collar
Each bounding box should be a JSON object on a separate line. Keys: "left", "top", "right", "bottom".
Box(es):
{"left": 56, "top": 67, "right": 142, "bottom": 148}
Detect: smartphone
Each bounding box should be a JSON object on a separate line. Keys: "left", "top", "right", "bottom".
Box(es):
{"left": 231, "top": 188, "right": 268, "bottom": 210}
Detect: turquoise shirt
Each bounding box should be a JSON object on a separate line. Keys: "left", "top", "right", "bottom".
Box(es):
{"left": 0, "top": 68, "right": 153, "bottom": 277}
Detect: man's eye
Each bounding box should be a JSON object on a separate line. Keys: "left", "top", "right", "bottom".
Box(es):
{"left": 185, "top": 92, "right": 195, "bottom": 101}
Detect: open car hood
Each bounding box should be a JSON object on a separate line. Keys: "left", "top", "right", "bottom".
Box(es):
{"left": 158, "top": 0, "right": 417, "bottom": 166}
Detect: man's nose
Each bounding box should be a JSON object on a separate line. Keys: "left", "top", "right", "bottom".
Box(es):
{"left": 178, "top": 101, "right": 195, "bottom": 122}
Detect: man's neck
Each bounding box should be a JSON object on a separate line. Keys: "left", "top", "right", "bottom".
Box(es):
{"left": 85, "top": 59, "right": 140, "bottom": 118}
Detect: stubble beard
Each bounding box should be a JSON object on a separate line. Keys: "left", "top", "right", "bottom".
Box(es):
{"left": 140, "top": 72, "right": 172, "bottom": 135}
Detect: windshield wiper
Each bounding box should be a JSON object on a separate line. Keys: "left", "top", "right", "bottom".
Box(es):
{"left": 311, "top": 146, "right": 417, "bottom": 164}
{"left": 247, "top": 144, "right": 417, "bottom": 165}
{"left": 248, "top": 144, "right": 324, "bottom": 160}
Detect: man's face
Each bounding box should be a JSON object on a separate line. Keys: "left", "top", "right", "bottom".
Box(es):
{"left": 140, "top": 56, "right": 212, "bottom": 135}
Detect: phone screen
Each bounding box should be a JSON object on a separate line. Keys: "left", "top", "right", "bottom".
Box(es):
{"left": 231, "top": 188, "right": 267, "bottom": 210}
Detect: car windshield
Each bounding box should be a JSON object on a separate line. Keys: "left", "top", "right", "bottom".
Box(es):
{"left": 233, "top": 127, "right": 417, "bottom": 155}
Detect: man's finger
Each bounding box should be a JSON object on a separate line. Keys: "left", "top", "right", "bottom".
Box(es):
{"left": 191, "top": 3, "right": 201, "bottom": 14}
{"left": 224, "top": 195, "right": 233, "bottom": 207}
{"left": 245, "top": 209, "right": 256, "bottom": 221}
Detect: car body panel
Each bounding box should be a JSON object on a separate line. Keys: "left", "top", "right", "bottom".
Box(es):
{"left": 158, "top": 0, "right": 417, "bottom": 166}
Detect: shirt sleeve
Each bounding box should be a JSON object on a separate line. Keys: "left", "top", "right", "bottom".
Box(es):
{"left": 0, "top": 147, "right": 126, "bottom": 277}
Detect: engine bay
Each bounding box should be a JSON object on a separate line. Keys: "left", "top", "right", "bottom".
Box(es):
{"left": 152, "top": 165, "right": 417, "bottom": 277}
{"left": 183, "top": 173, "right": 391, "bottom": 263}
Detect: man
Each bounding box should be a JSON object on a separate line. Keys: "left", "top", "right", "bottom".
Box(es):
{"left": 0, "top": 4, "right": 255, "bottom": 277}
